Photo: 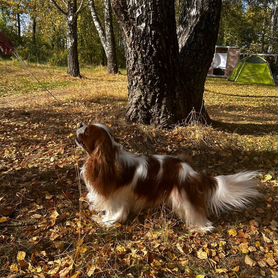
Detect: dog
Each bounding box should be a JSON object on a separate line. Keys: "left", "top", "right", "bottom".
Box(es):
{"left": 76, "top": 123, "right": 259, "bottom": 232}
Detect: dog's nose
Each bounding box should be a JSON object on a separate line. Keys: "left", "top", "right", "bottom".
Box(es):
{"left": 79, "top": 122, "right": 85, "bottom": 128}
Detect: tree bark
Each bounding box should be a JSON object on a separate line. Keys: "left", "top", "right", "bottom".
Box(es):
{"left": 89, "top": 0, "right": 118, "bottom": 74}
{"left": 112, "top": 0, "right": 222, "bottom": 127}
{"left": 269, "top": 3, "right": 277, "bottom": 53}
{"left": 177, "top": 0, "right": 222, "bottom": 124}
{"left": 67, "top": 5, "right": 81, "bottom": 77}
{"left": 104, "top": 0, "right": 118, "bottom": 74}
{"left": 16, "top": 13, "right": 21, "bottom": 38}
{"left": 113, "top": 0, "right": 182, "bottom": 127}
{"left": 51, "top": 0, "right": 83, "bottom": 77}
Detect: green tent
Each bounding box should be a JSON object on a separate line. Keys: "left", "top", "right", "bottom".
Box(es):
{"left": 229, "top": 55, "right": 275, "bottom": 85}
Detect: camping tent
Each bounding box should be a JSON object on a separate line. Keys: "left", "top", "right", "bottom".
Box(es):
{"left": 229, "top": 55, "right": 275, "bottom": 85}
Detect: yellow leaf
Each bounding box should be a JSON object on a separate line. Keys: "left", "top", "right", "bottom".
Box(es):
{"left": 263, "top": 174, "right": 272, "bottom": 182}
{"left": 10, "top": 263, "right": 19, "bottom": 273}
{"left": 50, "top": 210, "right": 59, "bottom": 226}
{"left": 47, "top": 265, "right": 60, "bottom": 275}
{"left": 0, "top": 216, "right": 9, "bottom": 223}
{"left": 176, "top": 243, "right": 185, "bottom": 254}
{"left": 87, "top": 265, "right": 97, "bottom": 277}
{"left": 257, "top": 260, "right": 267, "bottom": 268}
{"left": 215, "top": 268, "right": 228, "bottom": 274}
{"left": 197, "top": 249, "right": 208, "bottom": 260}
{"left": 72, "top": 271, "right": 82, "bottom": 278}
{"left": 196, "top": 275, "right": 206, "bottom": 278}
{"left": 239, "top": 242, "right": 249, "bottom": 254}
{"left": 262, "top": 233, "right": 272, "bottom": 243}
{"left": 79, "top": 245, "right": 88, "bottom": 254}
{"left": 228, "top": 229, "right": 237, "bottom": 237}
{"left": 265, "top": 257, "right": 276, "bottom": 267}
{"left": 17, "top": 251, "right": 26, "bottom": 261}
{"left": 245, "top": 255, "right": 256, "bottom": 267}
{"left": 232, "top": 266, "right": 240, "bottom": 272}
{"left": 59, "top": 264, "right": 73, "bottom": 277}
{"left": 116, "top": 245, "right": 127, "bottom": 255}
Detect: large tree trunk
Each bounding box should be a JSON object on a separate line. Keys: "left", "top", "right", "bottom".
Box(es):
{"left": 89, "top": 0, "right": 118, "bottom": 74}
{"left": 177, "top": 0, "right": 222, "bottom": 124}
{"left": 113, "top": 0, "right": 184, "bottom": 126}
{"left": 113, "top": 0, "right": 222, "bottom": 127}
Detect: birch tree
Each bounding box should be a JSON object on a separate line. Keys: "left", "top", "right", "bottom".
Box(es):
{"left": 88, "top": 0, "right": 118, "bottom": 74}
{"left": 112, "top": 0, "right": 222, "bottom": 127}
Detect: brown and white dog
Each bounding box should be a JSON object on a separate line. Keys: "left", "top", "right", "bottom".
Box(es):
{"left": 76, "top": 123, "right": 259, "bottom": 232}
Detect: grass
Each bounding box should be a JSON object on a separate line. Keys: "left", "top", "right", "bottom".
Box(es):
{"left": 0, "top": 60, "right": 277, "bottom": 278}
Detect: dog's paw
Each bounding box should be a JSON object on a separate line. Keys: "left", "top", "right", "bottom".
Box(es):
{"left": 91, "top": 214, "right": 103, "bottom": 225}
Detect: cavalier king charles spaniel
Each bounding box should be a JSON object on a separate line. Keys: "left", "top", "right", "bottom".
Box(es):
{"left": 76, "top": 123, "right": 259, "bottom": 232}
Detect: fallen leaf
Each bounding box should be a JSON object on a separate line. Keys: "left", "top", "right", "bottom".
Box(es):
{"left": 257, "top": 260, "right": 267, "bottom": 268}
{"left": 116, "top": 245, "right": 127, "bottom": 255}
{"left": 10, "top": 263, "right": 19, "bottom": 273}
{"left": 262, "top": 233, "right": 272, "bottom": 243}
{"left": 232, "top": 266, "right": 240, "bottom": 272}
{"left": 215, "top": 268, "right": 228, "bottom": 274}
{"left": 0, "top": 216, "right": 10, "bottom": 223}
{"left": 245, "top": 255, "right": 256, "bottom": 266}
{"left": 17, "top": 251, "right": 26, "bottom": 261}
{"left": 50, "top": 210, "right": 59, "bottom": 226}
{"left": 87, "top": 265, "right": 97, "bottom": 277}
{"left": 228, "top": 229, "right": 237, "bottom": 237}
{"left": 265, "top": 257, "right": 276, "bottom": 267}
{"left": 59, "top": 263, "right": 73, "bottom": 277}
{"left": 197, "top": 249, "right": 208, "bottom": 260}
{"left": 239, "top": 242, "right": 249, "bottom": 254}
{"left": 263, "top": 174, "right": 272, "bottom": 182}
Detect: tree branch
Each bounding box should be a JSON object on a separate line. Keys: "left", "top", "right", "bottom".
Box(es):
{"left": 76, "top": 0, "right": 85, "bottom": 14}
{"left": 50, "top": 0, "right": 67, "bottom": 15}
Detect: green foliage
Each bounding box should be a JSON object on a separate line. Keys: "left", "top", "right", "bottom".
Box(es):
{"left": 1, "top": 0, "right": 276, "bottom": 67}
{"left": 218, "top": 0, "right": 277, "bottom": 53}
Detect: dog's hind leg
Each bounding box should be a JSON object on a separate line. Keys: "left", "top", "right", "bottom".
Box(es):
{"left": 169, "top": 188, "right": 214, "bottom": 233}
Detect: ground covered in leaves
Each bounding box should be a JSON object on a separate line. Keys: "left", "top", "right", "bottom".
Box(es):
{"left": 0, "top": 61, "right": 277, "bottom": 278}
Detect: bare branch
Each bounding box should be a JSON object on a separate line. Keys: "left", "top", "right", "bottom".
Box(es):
{"left": 50, "top": 0, "right": 67, "bottom": 15}
{"left": 76, "top": 0, "right": 85, "bottom": 14}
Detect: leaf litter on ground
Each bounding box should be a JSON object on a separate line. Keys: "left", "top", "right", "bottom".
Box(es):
{"left": 0, "top": 61, "right": 277, "bottom": 278}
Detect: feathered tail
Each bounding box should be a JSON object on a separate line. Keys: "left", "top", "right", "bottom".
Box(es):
{"left": 210, "top": 171, "right": 260, "bottom": 215}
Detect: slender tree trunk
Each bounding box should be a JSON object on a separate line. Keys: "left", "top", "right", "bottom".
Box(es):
{"left": 51, "top": 0, "right": 82, "bottom": 77}
{"left": 32, "top": 16, "right": 38, "bottom": 61}
{"left": 269, "top": 3, "right": 277, "bottom": 53}
{"left": 67, "top": 5, "right": 80, "bottom": 77}
{"left": 104, "top": 0, "right": 118, "bottom": 73}
{"left": 89, "top": 0, "right": 118, "bottom": 74}
{"left": 16, "top": 13, "right": 21, "bottom": 38}
{"left": 177, "top": 0, "right": 222, "bottom": 123}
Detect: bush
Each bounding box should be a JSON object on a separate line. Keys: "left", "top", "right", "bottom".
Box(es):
{"left": 48, "top": 51, "right": 68, "bottom": 66}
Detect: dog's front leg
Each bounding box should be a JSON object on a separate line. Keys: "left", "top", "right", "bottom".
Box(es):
{"left": 102, "top": 206, "right": 129, "bottom": 226}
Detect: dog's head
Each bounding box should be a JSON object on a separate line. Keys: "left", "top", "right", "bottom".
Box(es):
{"left": 76, "top": 123, "right": 114, "bottom": 155}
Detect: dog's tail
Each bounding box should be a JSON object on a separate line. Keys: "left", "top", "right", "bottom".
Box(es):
{"left": 209, "top": 171, "right": 260, "bottom": 215}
